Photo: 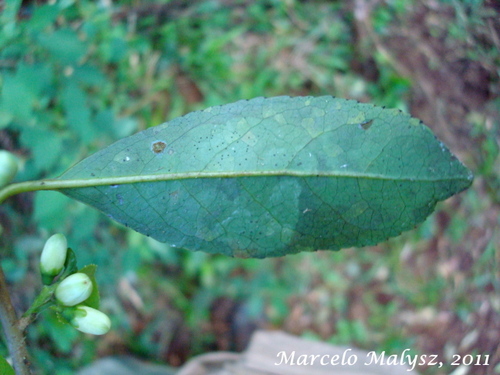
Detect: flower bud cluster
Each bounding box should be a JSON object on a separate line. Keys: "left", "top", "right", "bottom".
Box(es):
{"left": 39, "top": 234, "right": 111, "bottom": 335}
{"left": 54, "top": 274, "right": 110, "bottom": 335}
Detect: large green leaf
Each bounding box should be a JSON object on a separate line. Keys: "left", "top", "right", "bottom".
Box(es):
{"left": 57, "top": 96, "right": 473, "bottom": 258}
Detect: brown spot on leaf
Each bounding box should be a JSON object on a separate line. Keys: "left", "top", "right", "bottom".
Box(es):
{"left": 152, "top": 140, "right": 167, "bottom": 154}
{"left": 360, "top": 119, "right": 374, "bottom": 130}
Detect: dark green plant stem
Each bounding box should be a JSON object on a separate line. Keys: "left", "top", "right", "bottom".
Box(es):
{"left": 0, "top": 266, "right": 32, "bottom": 375}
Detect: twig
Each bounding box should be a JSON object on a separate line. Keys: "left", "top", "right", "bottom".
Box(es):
{"left": 0, "top": 266, "right": 32, "bottom": 375}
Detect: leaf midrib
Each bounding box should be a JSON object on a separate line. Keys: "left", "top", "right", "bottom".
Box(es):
{"left": 0, "top": 169, "right": 470, "bottom": 204}
{"left": 57, "top": 169, "right": 470, "bottom": 187}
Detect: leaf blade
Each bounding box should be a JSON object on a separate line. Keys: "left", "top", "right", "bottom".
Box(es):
{"left": 57, "top": 96, "right": 473, "bottom": 258}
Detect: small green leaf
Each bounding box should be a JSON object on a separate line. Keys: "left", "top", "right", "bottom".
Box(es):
{"left": 0, "top": 355, "right": 15, "bottom": 375}
{"left": 57, "top": 96, "right": 473, "bottom": 258}
{"left": 78, "top": 264, "right": 100, "bottom": 309}
{"left": 36, "top": 28, "right": 87, "bottom": 65}
{"left": 23, "top": 284, "right": 57, "bottom": 317}
{"left": 28, "top": 4, "right": 60, "bottom": 31}
{"left": 20, "top": 128, "right": 63, "bottom": 171}
{"left": 0, "top": 63, "right": 52, "bottom": 124}
{"left": 59, "top": 248, "right": 78, "bottom": 280}
{"left": 61, "top": 80, "right": 94, "bottom": 143}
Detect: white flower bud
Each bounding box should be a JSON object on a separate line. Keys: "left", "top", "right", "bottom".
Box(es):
{"left": 55, "top": 273, "right": 93, "bottom": 306}
{"left": 70, "top": 306, "right": 111, "bottom": 335}
{"left": 0, "top": 150, "right": 18, "bottom": 187}
{"left": 40, "top": 234, "right": 68, "bottom": 277}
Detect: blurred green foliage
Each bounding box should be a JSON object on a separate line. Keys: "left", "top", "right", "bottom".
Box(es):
{"left": 0, "top": 0, "right": 498, "bottom": 374}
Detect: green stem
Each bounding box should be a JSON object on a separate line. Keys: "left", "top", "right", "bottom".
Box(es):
{"left": 0, "top": 173, "right": 259, "bottom": 204}
{"left": 0, "top": 172, "right": 277, "bottom": 204}
{"left": 0, "top": 175, "right": 209, "bottom": 204}
{"left": 0, "top": 180, "right": 54, "bottom": 204}
{"left": 0, "top": 266, "right": 32, "bottom": 375}
{"left": 0, "top": 178, "right": 113, "bottom": 204}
